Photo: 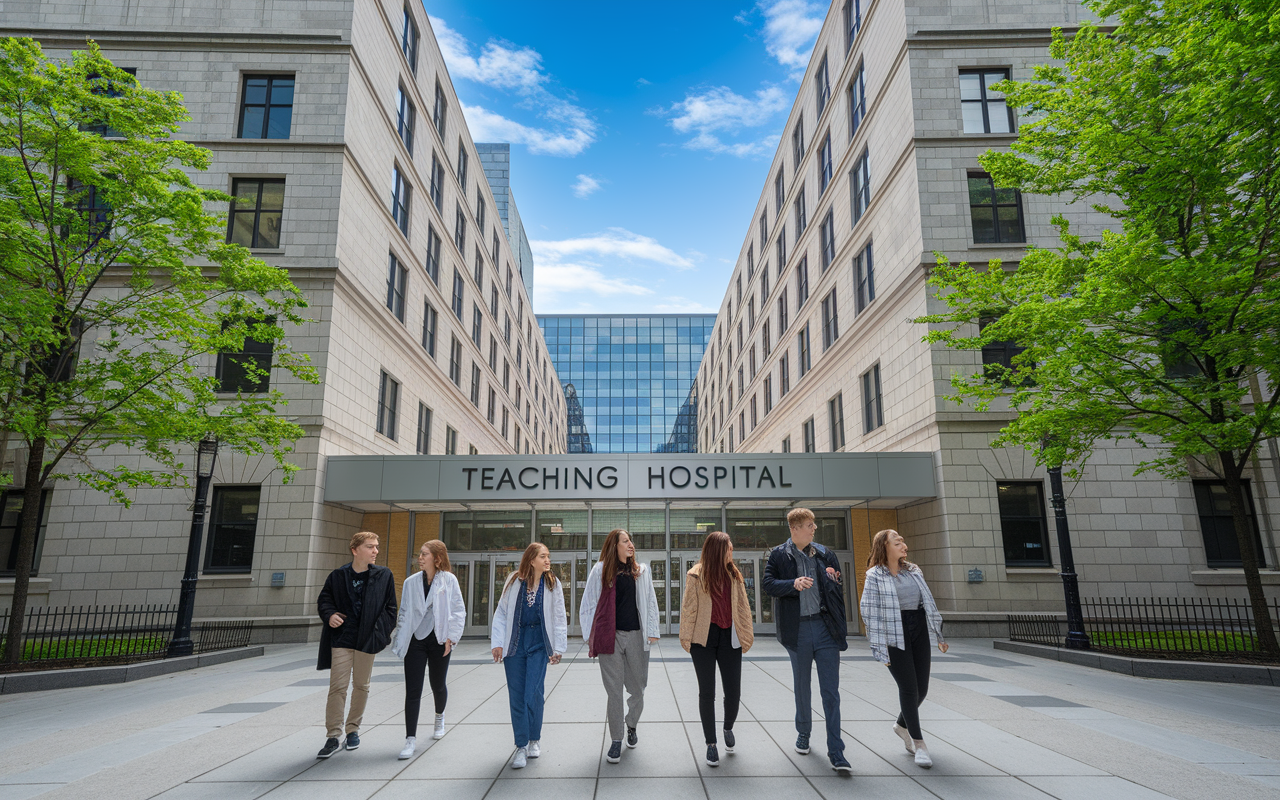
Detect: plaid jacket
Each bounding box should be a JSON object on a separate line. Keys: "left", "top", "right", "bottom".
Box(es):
{"left": 859, "top": 564, "right": 944, "bottom": 664}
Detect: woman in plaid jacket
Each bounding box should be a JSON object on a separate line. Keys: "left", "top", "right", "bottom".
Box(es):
{"left": 859, "top": 529, "right": 947, "bottom": 768}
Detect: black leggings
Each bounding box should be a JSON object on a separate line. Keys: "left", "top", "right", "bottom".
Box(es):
{"left": 690, "top": 623, "right": 742, "bottom": 745}
{"left": 404, "top": 630, "right": 450, "bottom": 737}
{"left": 886, "top": 608, "right": 931, "bottom": 740}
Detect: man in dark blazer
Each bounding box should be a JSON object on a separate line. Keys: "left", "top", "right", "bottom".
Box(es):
{"left": 762, "top": 507, "right": 851, "bottom": 774}
{"left": 315, "top": 531, "right": 397, "bottom": 759}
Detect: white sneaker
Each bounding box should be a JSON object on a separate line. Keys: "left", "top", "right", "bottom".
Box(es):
{"left": 398, "top": 737, "right": 416, "bottom": 760}
{"left": 511, "top": 747, "right": 528, "bottom": 769}
{"left": 528, "top": 740, "right": 541, "bottom": 758}
{"left": 433, "top": 714, "right": 446, "bottom": 739}
{"left": 893, "top": 724, "right": 915, "bottom": 754}
{"left": 914, "top": 746, "right": 932, "bottom": 768}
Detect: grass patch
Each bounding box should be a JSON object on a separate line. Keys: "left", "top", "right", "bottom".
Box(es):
{"left": 2, "top": 635, "right": 170, "bottom": 662}
{"left": 1090, "top": 630, "right": 1258, "bottom": 652}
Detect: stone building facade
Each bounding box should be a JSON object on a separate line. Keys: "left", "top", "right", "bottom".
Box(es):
{"left": 695, "top": 0, "right": 1280, "bottom": 631}
{"left": 0, "top": 0, "right": 566, "bottom": 639}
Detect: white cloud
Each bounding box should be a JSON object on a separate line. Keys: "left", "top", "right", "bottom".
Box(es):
{"left": 430, "top": 16, "right": 597, "bottom": 156}
{"left": 661, "top": 86, "right": 788, "bottom": 158}
{"left": 535, "top": 264, "right": 654, "bottom": 298}
{"left": 757, "top": 0, "right": 824, "bottom": 75}
{"left": 652, "top": 297, "right": 719, "bottom": 313}
{"left": 571, "top": 174, "right": 602, "bottom": 198}
{"left": 531, "top": 228, "right": 694, "bottom": 270}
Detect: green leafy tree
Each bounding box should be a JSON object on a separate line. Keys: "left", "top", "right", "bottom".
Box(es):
{"left": 0, "top": 39, "right": 318, "bottom": 664}
{"left": 917, "top": 0, "right": 1280, "bottom": 655}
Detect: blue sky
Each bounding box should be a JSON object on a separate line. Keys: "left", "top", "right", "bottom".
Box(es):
{"left": 422, "top": 0, "right": 826, "bottom": 314}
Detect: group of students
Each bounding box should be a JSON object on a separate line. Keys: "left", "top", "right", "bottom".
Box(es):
{"left": 313, "top": 507, "right": 948, "bottom": 772}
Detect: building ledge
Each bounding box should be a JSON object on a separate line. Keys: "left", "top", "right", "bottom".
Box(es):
{"left": 1191, "top": 569, "right": 1280, "bottom": 587}
{"left": 0, "top": 577, "right": 53, "bottom": 597}
{"left": 1005, "top": 567, "right": 1061, "bottom": 581}
{"left": 197, "top": 574, "right": 253, "bottom": 588}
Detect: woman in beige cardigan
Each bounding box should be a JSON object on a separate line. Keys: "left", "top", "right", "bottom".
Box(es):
{"left": 679, "top": 530, "right": 754, "bottom": 767}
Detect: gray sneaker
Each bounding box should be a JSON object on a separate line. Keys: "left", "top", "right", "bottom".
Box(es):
{"left": 316, "top": 738, "right": 341, "bottom": 759}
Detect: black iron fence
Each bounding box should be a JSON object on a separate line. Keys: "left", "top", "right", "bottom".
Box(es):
{"left": 0, "top": 604, "right": 254, "bottom": 671}
{"left": 1009, "top": 597, "right": 1280, "bottom": 663}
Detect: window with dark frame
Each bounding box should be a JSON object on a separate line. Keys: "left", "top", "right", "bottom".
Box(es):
{"left": 778, "top": 288, "right": 789, "bottom": 334}
{"left": 391, "top": 167, "right": 411, "bottom": 235}
{"left": 776, "top": 223, "right": 787, "bottom": 268}
{"left": 489, "top": 335, "right": 498, "bottom": 372}
{"left": 396, "top": 86, "right": 416, "bottom": 156}
{"left": 0, "top": 489, "right": 52, "bottom": 576}
{"left": 794, "top": 186, "right": 807, "bottom": 235}
{"left": 474, "top": 249, "right": 485, "bottom": 289}
{"left": 237, "top": 75, "right": 294, "bottom": 140}
{"left": 416, "top": 403, "right": 432, "bottom": 454}
{"left": 432, "top": 81, "right": 447, "bottom": 137}
{"left": 470, "top": 363, "right": 481, "bottom": 406}
{"left": 761, "top": 268, "right": 770, "bottom": 305}
{"left": 386, "top": 253, "right": 407, "bottom": 322}
{"left": 782, "top": 435, "right": 791, "bottom": 453}
{"left": 204, "top": 486, "right": 260, "bottom": 573}
{"left": 422, "top": 300, "right": 438, "bottom": 357}
{"left": 429, "top": 152, "right": 444, "bottom": 211}
{"left": 1193, "top": 480, "right": 1266, "bottom": 568}
{"left": 996, "top": 482, "right": 1053, "bottom": 566}
{"left": 377, "top": 370, "right": 400, "bottom": 440}
{"left": 762, "top": 319, "right": 771, "bottom": 357}
{"left": 454, "top": 203, "right": 467, "bottom": 251}
{"left": 445, "top": 425, "right": 458, "bottom": 455}
{"left": 802, "top": 418, "right": 816, "bottom": 452}
{"left": 472, "top": 304, "right": 483, "bottom": 348}
{"left": 228, "top": 179, "right": 284, "bottom": 249}
{"left": 774, "top": 171, "right": 785, "bottom": 218}
{"left": 476, "top": 187, "right": 486, "bottom": 231}
{"left": 67, "top": 179, "right": 112, "bottom": 241}
{"left": 821, "top": 289, "right": 839, "bottom": 349}
{"left": 451, "top": 269, "right": 464, "bottom": 320}
{"left": 764, "top": 375, "right": 773, "bottom": 414}
{"left": 819, "top": 133, "right": 833, "bottom": 194}
{"left": 796, "top": 255, "right": 810, "bottom": 307}
{"left": 457, "top": 142, "right": 469, "bottom": 189}
{"left": 960, "top": 68, "right": 1014, "bottom": 134}
{"left": 843, "top": 0, "right": 862, "bottom": 51}
{"left": 401, "top": 8, "right": 420, "bottom": 73}
{"left": 449, "top": 336, "right": 462, "bottom": 386}
{"left": 487, "top": 387, "right": 497, "bottom": 424}
{"left": 797, "top": 324, "right": 811, "bottom": 378}
{"left": 854, "top": 242, "right": 875, "bottom": 314}
{"left": 815, "top": 54, "right": 831, "bottom": 118}
{"left": 425, "top": 224, "right": 441, "bottom": 283}
{"left": 216, "top": 318, "right": 274, "bottom": 394}
{"left": 490, "top": 285, "right": 499, "bottom": 317}
{"left": 980, "top": 316, "right": 1030, "bottom": 384}
{"left": 848, "top": 62, "right": 866, "bottom": 138}
{"left": 791, "top": 116, "right": 805, "bottom": 169}
{"left": 861, "top": 363, "right": 883, "bottom": 433}
{"left": 747, "top": 244, "right": 754, "bottom": 279}
{"left": 851, "top": 148, "right": 870, "bottom": 224}
{"left": 83, "top": 67, "right": 137, "bottom": 138}
{"left": 828, "top": 392, "right": 846, "bottom": 451}
{"left": 968, "top": 172, "right": 1026, "bottom": 243}
{"left": 492, "top": 230, "right": 500, "bottom": 264}
{"left": 819, "top": 210, "right": 835, "bottom": 271}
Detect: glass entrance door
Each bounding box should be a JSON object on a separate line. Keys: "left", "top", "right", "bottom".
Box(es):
{"left": 633, "top": 552, "right": 673, "bottom": 634}
{"left": 458, "top": 552, "right": 589, "bottom": 638}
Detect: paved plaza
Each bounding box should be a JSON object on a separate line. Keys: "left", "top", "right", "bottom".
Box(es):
{"left": 1, "top": 638, "right": 1278, "bottom": 799}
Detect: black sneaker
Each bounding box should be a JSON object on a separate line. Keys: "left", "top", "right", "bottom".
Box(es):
{"left": 706, "top": 744, "right": 719, "bottom": 767}
{"left": 344, "top": 732, "right": 360, "bottom": 751}
{"left": 607, "top": 740, "right": 623, "bottom": 763}
{"left": 831, "top": 753, "right": 852, "bottom": 774}
{"left": 316, "top": 737, "right": 341, "bottom": 759}
{"left": 723, "top": 729, "right": 736, "bottom": 753}
{"left": 795, "top": 733, "right": 810, "bottom": 754}
{"left": 626, "top": 726, "right": 638, "bottom": 748}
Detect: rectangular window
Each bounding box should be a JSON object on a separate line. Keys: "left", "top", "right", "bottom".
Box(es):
{"left": 396, "top": 86, "right": 416, "bottom": 156}
{"left": 476, "top": 187, "right": 486, "bottom": 231}
{"left": 487, "top": 387, "right": 497, "bottom": 424}
{"left": 750, "top": 395, "right": 758, "bottom": 429}
{"left": 851, "top": 148, "right": 870, "bottom": 225}
{"left": 454, "top": 204, "right": 467, "bottom": 251}
{"left": 736, "top": 274, "right": 743, "bottom": 306}
{"left": 794, "top": 186, "right": 807, "bottom": 235}
{"left": 761, "top": 268, "right": 770, "bottom": 305}
{"left": 762, "top": 319, "right": 771, "bottom": 357}
{"left": 424, "top": 224, "right": 441, "bottom": 283}
{"left": 433, "top": 80, "right": 447, "bottom": 137}
{"left": 802, "top": 418, "right": 816, "bottom": 452}
{"left": 996, "top": 482, "right": 1053, "bottom": 566}
{"left": 791, "top": 116, "right": 805, "bottom": 169}
{"left": 422, "top": 300, "right": 438, "bottom": 357}
{"left": 782, "top": 435, "right": 791, "bottom": 453}
{"left": 416, "top": 403, "right": 432, "bottom": 454}
{"left": 504, "top": 313, "right": 511, "bottom": 344}
{"left": 747, "top": 244, "right": 755, "bottom": 279}
{"left": 492, "top": 230, "right": 500, "bottom": 264}
{"left": 980, "top": 316, "right": 1029, "bottom": 383}
{"left": 861, "top": 363, "right": 883, "bottom": 433}
{"left": 968, "top": 172, "right": 1026, "bottom": 243}
{"left": 490, "top": 285, "right": 499, "bottom": 317}
{"left": 960, "top": 69, "right": 1014, "bottom": 134}
{"left": 821, "top": 289, "right": 839, "bottom": 350}
{"left": 778, "top": 288, "right": 789, "bottom": 335}
{"left": 737, "top": 322, "right": 743, "bottom": 352}
{"left": 457, "top": 142, "right": 469, "bottom": 189}
{"left": 514, "top": 425, "right": 521, "bottom": 452}
{"left": 795, "top": 255, "right": 810, "bottom": 307}
{"left": 828, "top": 393, "right": 846, "bottom": 451}
{"left": 748, "top": 297, "right": 756, "bottom": 330}
{"left": 848, "top": 62, "right": 866, "bottom": 137}
{"left": 216, "top": 319, "right": 274, "bottom": 394}
{"left": 797, "top": 325, "right": 811, "bottom": 378}
{"left": 429, "top": 152, "right": 444, "bottom": 211}
{"left": 774, "top": 170, "right": 785, "bottom": 219}
{"left": 739, "top": 411, "right": 745, "bottom": 442}
{"left": 401, "top": 8, "right": 420, "bottom": 72}
{"left": 204, "top": 486, "right": 259, "bottom": 573}
{"left": 386, "top": 253, "right": 407, "bottom": 322}
{"left": 763, "top": 376, "right": 773, "bottom": 414}
{"left": 506, "top": 267, "right": 514, "bottom": 296}
{"left": 759, "top": 214, "right": 768, "bottom": 255}
{"left": 445, "top": 425, "right": 458, "bottom": 455}
{"left": 470, "top": 363, "right": 481, "bottom": 406}
{"left": 0, "top": 489, "right": 51, "bottom": 576}
{"left": 819, "top": 133, "right": 833, "bottom": 194}
{"left": 449, "top": 335, "right": 462, "bottom": 386}
{"left": 391, "top": 167, "right": 411, "bottom": 235}
{"left": 451, "top": 269, "right": 464, "bottom": 320}
{"left": 377, "top": 370, "right": 400, "bottom": 440}
{"left": 749, "top": 345, "right": 757, "bottom": 380}
{"left": 843, "top": 0, "right": 862, "bottom": 50}
{"left": 488, "top": 335, "right": 498, "bottom": 372}
{"left": 737, "top": 365, "right": 744, "bottom": 396}
{"left": 819, "top": 210, "right": 835, "bottom": 271}
{"left": 471, "top": 304, "right": 483, "bottom": 348}
{"left": 815, "top": 54, "right": 831, "bottom": 118}
{"left": 474, "top": 249, "right": 485, "bottom": 289}
{"left": 776, "top": 223, "right": 787, "bottom": 268}
{"left": 237, "top": 75, "right": 294, "bottom": 140}
{"left": 228, "top": 179, "right": 284, "bottom": 249}
{"left": 854, "top": 242, "right": 875, "bottom": 314}
{"left": 503, "top": 360, "right": 510, "bottom": 393}
{"left": 502, "top": 406, "right": 509, "bottom": 439}
{"left": 1193, "top": 480, "right": 1266, "bottom": 568}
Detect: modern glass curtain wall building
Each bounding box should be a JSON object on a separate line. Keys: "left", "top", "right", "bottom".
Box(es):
{"left": 539, "top": 315, "right": 715, "bottom": 453}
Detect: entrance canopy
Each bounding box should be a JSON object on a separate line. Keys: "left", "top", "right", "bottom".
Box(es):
{"left": 324, "top": 452, "right": 936, "bottom": 511}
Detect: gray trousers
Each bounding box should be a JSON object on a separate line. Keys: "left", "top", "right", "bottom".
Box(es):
{"left": 598, "top": 629, "right": 650, "bottom": 741}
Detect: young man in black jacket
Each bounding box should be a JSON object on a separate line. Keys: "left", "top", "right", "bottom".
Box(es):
{"left": 762, "top": 508, "right": 852, "bottom": 774}
{"left": 316, "top": 531, "right": 397, "bottom": 758}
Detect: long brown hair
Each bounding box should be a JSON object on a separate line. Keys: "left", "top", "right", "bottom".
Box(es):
{"left": 600, "top": 528, "right": 639, "bottom": 589}
{"left": 868, "top": 529, "right": 915, "bottom": 571}
{"left": 697, "top": 531, "right": 741, "bottom": 596}
{"left": 420, "top": 540, "right": 451, "bottom": 573}
{"left": 505, "top": 543, "right": 559, "bottom": 592}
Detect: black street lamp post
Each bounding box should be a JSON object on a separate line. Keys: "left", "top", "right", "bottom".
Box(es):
{"left": 168, "top": 434, "right": 219, "bottom": 658}
{"left": 1046, "top": 462, "right": 1090, "bottom": 650}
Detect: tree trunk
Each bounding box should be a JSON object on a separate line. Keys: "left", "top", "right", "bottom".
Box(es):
{"left": 3, "top": 437, "right": 46, "bottom": 665}
{"left": 1219, "top": 450, "right": 1280, "bottom": 657}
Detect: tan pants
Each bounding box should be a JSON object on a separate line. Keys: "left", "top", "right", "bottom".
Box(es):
{"left": 327, "top": 647, "right": 375, "bottom": 739}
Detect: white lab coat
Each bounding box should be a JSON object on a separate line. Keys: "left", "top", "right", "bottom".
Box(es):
{"left": 490, "top": 574, "right": 569, "bottom": 657}
{"left": 578, "top": 561, "right": 662, "bottom": 650}
{"left": 391, "top": 569, "right": 466, "bottom": 658}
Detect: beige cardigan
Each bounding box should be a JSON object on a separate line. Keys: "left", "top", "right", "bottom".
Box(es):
{"left": 679, "top": 563, "right": 754, "bottom": 653}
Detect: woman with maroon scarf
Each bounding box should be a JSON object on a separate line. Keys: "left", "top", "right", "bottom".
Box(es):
{"left": 580, "top": 529, "right": 661, "bottom": 765}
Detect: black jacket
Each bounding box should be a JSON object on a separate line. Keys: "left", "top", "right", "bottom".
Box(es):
{"left": 316, "top": 563, "right": 397, "bottom": 670}
{"left": 763, "top": 540, "right": 848, "bottom": 650}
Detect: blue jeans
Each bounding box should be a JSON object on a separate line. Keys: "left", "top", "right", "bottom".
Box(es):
{"left": 786, "top": 617, "right": 844, "bottom": 758}
{"left": 504, "top": 628, "right": 548, "bottom": 747}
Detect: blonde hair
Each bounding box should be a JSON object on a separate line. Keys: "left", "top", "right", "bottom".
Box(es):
{"left": 787, "top": 507, "right": 815, "bottom": 529}
{"left": 868, "top": 529, "right": 915, "bottom": 571}
{"left": 349, "top": 531, "right": 379, "bottom": 553}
